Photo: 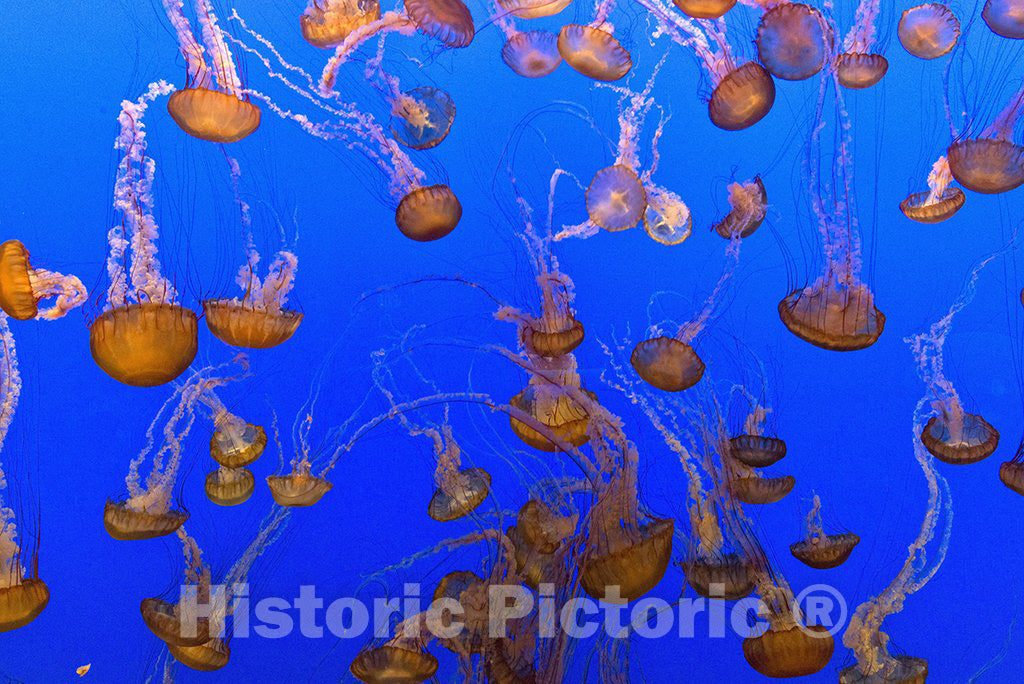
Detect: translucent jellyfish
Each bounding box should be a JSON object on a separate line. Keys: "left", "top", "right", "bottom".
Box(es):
{"left": 204, "top": 161, "right": 302, "bottom": 349}
{"left": 743, "top": 625, "right": 834, "bottom": 677}
{"left": 162, "top": 0, "right": 261, "bottom": 142}
{"left": 300, "top": 0, "right": 381, "bottom": 47}
{"left": 395, "top": 185, "right": 463, "bottom": 241}
{"left": 495, "top": 0, "right": 572, "bottom": 19}
{"left": 790, "top": 495, "right": 860, "bottom": 569}
{"left": 208, "top": 412, "right": 267, "bottom": 469}
{"left": 729, "top": 473, "right": 795, "bottom": 504}
{"left": 404, "top": 0, "right": 475, "bottom": 46}
{"left": 710, "top": 63, "right": 776, "bottom": 131}
{"left": 999, "top": 445, "right": 1024, "bottom": 495}
{"left": 897, "top": 3, "right": 960, "bottom": 59}
{"left": 92, "top": 83, "right": 198, "bottom": 387}
{"left": 350, "top": 644, "right": 438, "bottom": 682}
{"left": 900, "top": 156, "right": 965, "bottom": 223}
{"left": 713, "top": 177, "right": 768, "bottom": 238}
{"left": 729, "top": 433, "right": 786, "bottom": 467}
{"left": 500, "top": 30, "right": 563, "bottom": 78}
{"left": 755, "top": 3, "right": 831, "bottom": 81}
{"left": 140, "top": 533, "right": 212, "bottom": 646}
{"left": 508, "top": 359, "right": 596, "bottom": 451}
{"left": 516, "top": 499, "right": 577, "bottom": 552}
{"left": 643, "top": 185, "right": 693, "bottom": 245}
{"left": 205, "top": 467, "right": 255, "bottom": 506}
{"left": 0, "top": 241, "right": 87, "bottom": 321}
{"left": 673, "top": 0, "right": 735, "bottom": 19}
{"left": 585, "top": 165, "right": 646, "bottom": 231}
{"left": 389, "top": 86, "right": 456, "bottom": 150}
{"left": 835, "top": 0, "right": 887, "bottom": 89}
{"left": 947, "top": 86, "right": 1024, "bottom": 194}
{"left": 557, "top": 25, "right": 632, "bottom": 82}
{"left": 983, "top": 0, "right": 1024, "bottom": 39}
{"left": 266, "top": 459, "right": 333, "bottom": 506}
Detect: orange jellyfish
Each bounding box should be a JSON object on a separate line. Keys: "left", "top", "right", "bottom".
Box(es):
{"left": 790, "top": 495, "right": 860, "bottom": 568}
{"left": 755, "top": 2, "right": 831, "bottom": 81}
{"left": 389, "top": 86, "right": 456, "bottom": 150}
{"left": 557, "top": 24, "right": 631, "bottom": 82}
{"left": 509, "top": 356, "right": 596, "bottom": 451}
{"left": 500, "top": 30, "right": 563, "bottom": 78}
{"left": 947, "top": 85, "right": 1024, "bottom": 194}
{"left": 836, "top": 0, "right": 888, "bottom": 89}
{"left": 351, "top": 642, "right": 438, "bottom": 682}
{"left": 405, "top": 0, "right": 475, "bottom": 46}
{"left": 0, "top": 241, "right": 87, "bottom": 322}
{"left": 673, "top": 0, "right": 735, "bottom": 19}
{"left": 898, "top": 3, "right": 960, "bottom": 59}
{"left": 495, "top": 0, "right": 572, "bottom": 19}
{"left": 681, "top": 499, "right": 757, "bottom": 600}
{"left": 205, "top": 467, "right": 255, "bottom": 506}
{"left": 586, "top": 165, "right": 647, "bottom": 232}
{"left": 163, "top": 0, "right": 261, "bottom": 142}
{"left": 724, "top": 402, "right": 793, "bottom": 503}
{"left": 91, "top": 83, "right": 198, "bottom": 387}
{"left": 300, "top": 0, "right": 382, "bottom": 47}
{"left": 983, "top": 0, "right": 1024, "bottom": 39}
{"left": 140, "top": 533, "right": 212, "bottom": 646}
{"left": 267, "top": 458, "right": 333, "bottom": 506}
{"left": 395, "top": 184, "right": 463, "bottom": 241}
{"left": 900, "top": 156, "right": 965, "bottom": 222}
{"left": 1000, "top": 445, "right": 1024, "bottom": 495}
{"left": 713, "top": 177, "right": 768, "bottom": 238}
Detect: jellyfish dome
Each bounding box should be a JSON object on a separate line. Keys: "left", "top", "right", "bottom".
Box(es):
{"left": 919, "top": 413, "right": 999, "bottom": 464}
{"left": 0, "top": 241, "right": 37, "bottom": 320}
{"left": 205, "top": 467, "right": 256, "bottom": 506}
{"left": 0, "top": 579, "right": 49, "bottom": 632}
{"left": 836, "top": 52, "right": 889, "bottom": 89}
{"left": 90, "top": 304, "right": 199, "bottom": 386}
{"left": 103, "top": 501, "right": 188, "bottom": 540}
{"left": 730, "top": 474, "right": 795, "bottom": 504}
{"left": 708, "top": 63, "right": 776, "bottom": 131}
{"left": 557, "top": 25, "right": 632, "bottom": 82}
{"left": 508, "top": 525, "right": 560, "bottom": 590}
{"left": 300, "top": 0, "right": 382, "bottom": 47}
{"left": 946, "top": 138, "right": 1024, "bottom": 194}
{"left": 630, "top": 337, "right": 705, "bottom": 392}
{"left": 508, "top": 385, "right": 595, "bottom": 451}
{"left": 203, "top": 300, "right": 303, "bottom": 349}
{"left": 210, "top": 422, "right": 267, "bottom": 468}
{"left": 350, "top": 645, "right": 438, "bottom": 682}
{"left": 983, "top": 0, "right": 1024, "bottom": 39}
{"left": 390, "top": 86, "right": 456, "bottom": 150}
{"left": 1000, "top": 459, "right": 1024, "bottom": 495}
{"left": 580, "top": 518, "right": 673, "bottom": 603}
{"left": 756, "top": 4, "right": 831, "bottom": 81}
{"left": 900, "top": 187, "right": 964, "bottom": 222}
{"left": 432, "top": 571, "right": 490, "bottom": 653}
{"left": 395, "top": 185, "right": 462, "bottom": 241}
{"left": 673, "top": 0, "right": 736, "bottom": 19}
{"left": 501, "top": 31, "right": 562, "bottom": 78}
{"left": 839, "top": 655, "right": 929, "bottom": 683}
{"left": 405, "top": 0, "right": 475, "bottom": 47}
{"left": 791, "top": 532, "right": 860, "bottom": 569}
{"left": 522, "top": 317, "right": 584, "bottom": 357}
{"left": 586, "top": 165, "right": 647, "bottom": 231}
{"left": 167, "top": 89, "right": 261, "bottom": 143}
{"left": 897, "top": 4, "right": 960, "bottom": 59}
{"left": 682, "top": 553, "right": 757, "bottom": 600}
{"left": 168, "top": 637, "right": 230, "bottom": 671}
{"left": 729, "top": 434, "right": 786, "bottom": 467}
{"left": 140, "top": 597, "right": 211, "bottom": 647}
{"left": 517, "top": 499, "right": 576, "bottom": 553}
{"left": 643, "top": 187, "right": 693, "bottom": 245}
{"left": 713, "top": 177, "right": 768, "bottom": 238}
{"left": 266, "top": 470, "right": 332, "bottom": 506}
{"left": 779, "top": 281, "right": 885, "bottom": 351}
{"left": 743, "top": 625, "right": 834, "bottom": 678}
{"left": 427, "top": 467, "right": 491, "bottom": 521}
{"left": 496, "top": 0, "right": 572, "bottom": 19}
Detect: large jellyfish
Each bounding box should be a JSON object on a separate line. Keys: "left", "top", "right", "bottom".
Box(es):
{"left": 300, "top": 0, "right": 382, "bottom": 47}
{"left": 162, "top": 0, "right": 261, "bottom": 142}
{"left": 0, "top": 241, "right": 86, "bottom": 322}
{"left": 983, "top": 0, "right": 1024, "bottom": 39}
{"left": 752, "top": 0, "right": 832, "bottom": 81}
{"left": 789, "top": 494, "right": 860, "bottom": 568}
{"left": 897, "top": 3, "right": 960, "bottom": 59}
{"left": 947, "top": 84, "right": 1024, "bottom": 194}
{"left": 557, "top": 0, "right": 632, "bottom": 81}
{"left": 836, "top": 0, "right": 888, "bottom": 88}
{"left": 91, "top": 82, "right": 199, "bottom": 387}
{"left": 203, "top": 159, "right": 302, "bottom": 349}
{"left": 900, "top": 155, "right": 966, "bottom": 222}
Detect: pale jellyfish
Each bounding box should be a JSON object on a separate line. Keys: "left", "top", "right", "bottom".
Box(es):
{"left": 947, "top": 85, "right": 1024, "bottom": 194}
{"left": 200, "top": 386, "right": 262, "bottom": 507}
{"left": 203, "top": 159, "right": 302, "bottom": 349}
{"left": 898, "top": 3, "right": 960, "bottom": 59}
{"left": 900, "top": 156, "right": 966, "bottom": 223}
{"left": 140, "top": 530, "right": 213, "bottom": 647}
{"left": 493, "top": 5, "right": 562, "bottom": 78}
{"left": 713, "top": 177, "right": 768, "bottom": 238}
{"left": 789, "top": 494, "right": 860, "bottom": 568}
{"left": 494, "top": 0, "right": 572, "bottom": 20}
{"left": 557, "top": 0, "right": 632, "bottom": 81}
{"left": 300, "top": 0, "right": 382, "bottom": 47}
{"left": 161, "top": 0, "right": 261, "bottom": 142}
{"left": 749, "top": 0, "right": 832, "bottom": 81}
{"left": 0, "top": 241, "right": 86, "bottom": 321}
{"left": 90, "top": 82, "right": 199, "bottom": 387}
{"left": 983, "top": 0, "right": 1024, "bottom": 39}
{"left": 836, "top": 0, "right": 888, "bottom": 88}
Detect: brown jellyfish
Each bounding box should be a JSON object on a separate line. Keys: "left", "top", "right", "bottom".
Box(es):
{"left": 507, "top": 525, "right": 560, "bottom": 590}
{"left": 266, "top": 461, "right": 332, "bottom": 506}
{"left": 514, "top": 270, "right": 584, "bottom": 357}
{"left": 168, "top": 637, "right": 231, "bottom": 672}
{"left": 140, "top": 597, "right": 211, "bottom": 647}
{"left": 432, "top": 570, "right": 491, "bottom": 654}
{"left": 203, "top": 300, "right": 302, "bottom": 349}
{"left": 585, "top": 164, "right": 647, "bottom": 232}
{"left": 508, "top": 356, "right": 596, "bottom": 451}
{"left": 557, "top": 25, "right": 632, "bottom": 82}
{"left": 205, "top": 467, "right": 256, "bottom": 507}
{"left": 495, "top": 0, "right": 572, "bottom": 19}
{"left": 729, "top": 434, "right": 786, "bottom": 468}
{"left": 743, "top": 625, "right": 834, "bottom": 678}
{"left": 523, "top": 318, "right": 583, "bottom": 358}
{"left": 836, "top": 52, "right": 889, "bottom": 89}
{"left": 1000, "top": 443, "right": 1024, "bottom": 495}
{"left": 0, "top": 240, "right": 87, "bottom": 321}
{"left": 427, "top": 432, "right": 491, "bottom": 523}
{"left": 947, "top": 138, "right": 1024, "bottom": 194}
{"left": 630, "top": 337, "right": 705, "bottom": 392}
{"left": 516, "top": 499, "right": 577, "bottom": 553}
{"left": 729, "top": 474, "right": 795, "bottom": 504}
{"left": 709, "top": 63, "right": 776, "bottom": 132}
{"left": 713, "top": 177, "right": 768, "bottom": 239}
{"left": 405, "top": 0, "right": 475, "bottom": 47}
{"left": 0, "top": 579, "right": 49, "bottom": 632}
{"left": 501, "top": 30, "right": 563, "bottom": 78}
{"left": 673, "top": 0, "right": 736, "bottom": 19}
{"left": 395, "top": 184, "right": 462, "bottom": 241}
{"left": 390, "top": 86, "right": 457, "bottom": 151}
{"left": 779, "top": 281, "right": 885, "bottom": 351}
{"left": 900, "top": 157, "right": 965, "bottom": 223}
{"left": 983, "top": 0, "right": 1024, "bottom": 39}
{"left": 350, "top": 644, "right": 438, "bottom": 682}
{"left": 210, "top": 420, "right": 267, "bottom": 469}
{"left": 581, "top": 517, "right": 674, "bottom": 603}
{"left": 168, "top": 89, "right": 261, "bottom": 143}
{"left": 839, "top": 656, "right": 929, "bottom": 683}
{"left": 790, "top": 496, "right": 859, "bottom": 569}
{"left": 919, "top": 409, "right": 999, "bottom": 465}
{"left": 897, "top": 4, "right": 960, "bottom": 59}
{"left": 755, "top": 3, "right": 831, "bottom": 81}
{"left": 682, "top": 553, "right": 757, "bottom": 600}
{"left": 104, "top": 501, "right": 188, "bottom": 540}
{"left": 300, "top": 0, "right": 382, "bottom": 47}
{"left": 90, "top": 303, "right": 199, "bottom": 387}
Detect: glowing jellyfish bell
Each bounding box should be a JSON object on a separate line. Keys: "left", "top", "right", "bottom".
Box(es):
{"left": 947, "top": 86, "right": 1024, "bottom": 194}
{"left": 897, "top": 3, "right": 960, "bottom": 59}
{"left": 300, "top": 0, "right": 382, "bottom": 47}
{"left": 0, "top": 240, "right": 87, "bottom": 321}
{"left": 919, "top": 399, "right": 999, "bottom": 465}
{"left": 983, "top": 0, "right": 1024, "bottom": 39}
{"left": 836, "top": 0, "right": 889, "bottom": 89}
{"left": 501, "top": 30, "right": 563, "bottom": 78}
{"left": 631, "top": 337, "right": 705, "bottom": 391}
{"left": 713, "top": 177, "right": 768, "bottom": 238}
{"left": 790, "top": 495, "right": 860, "bottom": 569}
{"left": 586, "top": 165, "right": 647, "bottom": 231}
{"left": 673, "top": 0, "right": 736, "bottom": 19}
{"left": 426, "top": 428, "right": 491, "bottom": 522}
{"left": 709, "top": 63, "right": 776, "bottom": 131}
{"left": 351, "top": 644, "right": 438, "bottom": 682}
{"left": 900, "top": 156, "right": 965, "bottom": 223}
{"left": 643, "top": 185, "right": 692, "bottom": 246}
{"left": 756, "top": 3, "right": 831, "bottom": 81}
{"left": 267, "top": 458, "right": 332, "bottom": 506}
{"left": 205, "top": 467, "right": 256, "bottom": 506}
{"left": 557, "top": 24, "right": 632, "bottom": 81}
{"left": 405, "top": 0, "right": 475, "bottom": 47}
{"left": 390, "top": 86, "right": 456, "bottom": 150}
{"left": 395, "top": 185, "right": 463, "bottom": 242}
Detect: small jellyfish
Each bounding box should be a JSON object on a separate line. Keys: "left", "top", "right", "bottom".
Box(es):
{"left": 0, "top": 240, "right": 87, "bottom": 321}
{"left": 104, "top": 501, "right": 189, "bottom": 541}
{"left": 557, "top": 25, "right": 632, "bottom": 82}
{"left": 756, "top": 3, "right": 831, "bottom": 81}
{"left": 673, "top": 0, "right": 736, "bottom": 19}
{"left": 919, "top": 406, "right": 999, "bottom": 465}
{"left": 729, "top": 434, "right": 786, "bottom": 467}
{"left": 586, "top": 165, "right": 647, "bottom": 231}
{"left": 205, "top": 467, "right": 256, "bottom": 506}
{"left": 682, "top": 553, "right": 757, "bottom": 600}
{"left": 643, "top": 186, "right": 693, "bottom": 245}
{"left": 729, "top": 473, "right": 795, "bottom": 504}
{"left": 426, "top": 428, "right": 491, "bottom": 522}
{"left": 743, "top": 625, "right": 834, "bottom": 678}
{"left": 495, "top": 0, "right": 572, "bottom": 19}
{"left": 140, "top": 597, "right": 212, "bottom": 647}
{"left": 983, "top": 0, "right": 1024, "bottom": 39}
{"left": 501, "top": 30, "right": 562, "bottom": 78}
{"left": 350, "top": 644, "right": 438, "bottom": 682}
{"left": 900, "top": 156, "right": 965, "bottom": 223}
{"left": 209, "top": 418, "right": 267, "bottom": 469}
{"left": 897, "top": 3, "right": 960, "bottom": 59}
{"left": 390, "top": 86, "right": 456, "bottom": 150}
{"left": 168, "top": 638, "right": 231, "bottom": 672}
{"left": 836, "top": 52, "right": 889, "bottom": 89}
{"left": 267, "top": 459, "right": 333, "bottom": 506}
{"left": 999, "top": 445, "right": 1024, "bottom": 495}
{"left": 708, "top": 63, "right": 776, "bottom": 131}
{"left": 405, "top": 0, "right": 475, "bottom": 47}
{"left": 630, "top": 337, "right": 705, "bottom": 392}
{"left": 790, "top": 495, "right": 860, "bottom": 569}
{"left": 839, "top": 656, "right": 929, "bottom": 683}
{"left": 300, "top": 0, "right": 382, "bottom": 47}
{"left": 522, "top": 317, "right": 583, "bottom": 357}
{"left": 395, "top": 185, "right": 463, "bottom": 241}
{"left": 713, "top": 177, "right": 768, "bottom": 239}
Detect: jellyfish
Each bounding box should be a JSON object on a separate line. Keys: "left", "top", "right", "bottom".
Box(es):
{"left": 508, "top": 355, "right": 597, "bottom": 451}
{"left": 91, "top": 82, "right": 198, "bottom": 387}
{"left": 203, "top": 160, "right": 302, "bottom": 349}
{"left": 557, "top": 0, "right": 632, "bottom": 82}
{"left": 713, "top": 177, "right": 768, "bottom": 238}
{"left": 754, "top": 1, "right": 832, "bottom": 81}
{"left": 300, "top": 0, "right": 382, "bottom": 47}
{"left": 983, "top": 0, "right": 1024, "bottom": 39}
{"left": 836, "top": 0, "right": 888, "bottom": 88}
{"left": 350, "top": 641, "right": 438, "bottom": 682}
{"left": 495, "top": 0, "right": 572, "bottom": 19}
{"left": 389, "top": 86, "right": 456, "bottom": 150}
{"left": 140, "top": 531, "right": 212, "bottom": 647}
{"left": 205, "top": 467, "right": 255, "bottom": 506}
{"left": 162, "top": 0, "right": 261, "bottom": 142}
{"left": 0, "top": 241, "right": 87, "bottom": 322}
{"left": 790, "top": 495, "right": 860, "bottom": 569}
{"left": 673, "top": 0, "right": 734, "bottom": 19}
{"left": 500, "top": 29, "right": 563, "bottom": 78}
{"left": 947, "top": 85, "right": 1024, "bottom": 194}
{"left": 405, "top": 0, "right": 475, "bottom": 46}
{"left": 897, "top": 3, "right": 960, "bottom": 59}
{"left": 900, "top": 156, "right": 966, "bottom": 222}
{"left": 204, "top": 390, "right": 267, "bottom": 470}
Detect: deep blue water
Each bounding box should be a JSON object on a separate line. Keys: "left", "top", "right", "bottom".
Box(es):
{"left": 1, "top": 0, "right": 1023, "bottom": 682}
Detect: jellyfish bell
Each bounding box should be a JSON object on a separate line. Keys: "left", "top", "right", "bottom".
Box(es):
{"left": 432, "top": 571, "right": 490, "bottom": 653}
{"left": 299, "top": 0, "right": 382, "bottom": 47}
{"left": 89, "top": 303, "right": 199, "bottom": 387}
{"left": 167, "top": 89, "right": 261, "bottom": 143}
{"left": 0, "top": 579, "right": 49, "bottom": 632}
{"left": 390, "top": 86, "right": 457, "bottom": 151}
{"left": 1000, "top": 460, "right": 1024, "bottom": 494}
{"left": 900, "top": 187, "right": 965, "bottom": 223}
{"left": 405, "top": 0, "right": 475, "bottom": 47}
{"left": 0, "top": 241, "right": 37, "bottom": 320}
{"left": 350, "top": 644, "right": 438, "bottom": 682}
{"left": 517, "top": 499, "right": 576, "bottom": 553}
{"left": 427, "top": 467, "right": 491, "bottom": 521}
{"left": 919, "top": 412, "right": 999, "bottom": 464}
{"left": 203, "top": 299, "right": 303, "bottom": 349}
{"left": 897, "top": 4, "right": 960, "bottom": 59}
{"left": 168, "top": 637, "right": 230, "bottom": 672}
{"left": 729, "top": 434, "right": 786, "bottom": 468}
{"left": 839, "top": 655, "right": 929, "bottom": 683}
{"left": 501, "top": 31, "right": 562, "bottom": 79}
{"left": 210, "top": 421, "right": 267, "bottom": 469}
{"left": 508, "top": 385, "right": 595, "bottom": 451}
{"left": 266, "top": 470, "right": 332, "bottom": 507}
{"left": 836, "top": 53, "right": 889, "bottom": 89}
{"left": 673, "top": 0, "right": 736, "bottom": 19}
{"left": 713, "top": 177, "right": 768, "bottom": 239}
{"left": 507, "top": 525, "right": 560, "bottom": 589}
{"left": 103, "top": 501, "right": 188, "bottom": 540}
{"left": 139, "top": 597, "right": 211, "bottom": 647}
{"left": 982, "top": 0, "right": 1024, "bottom": 39}
{"left": 682, "top": 553, "right": 757, "bottom": 600}
{"left": 946, "top": 138, "right": 1024, "bottom": 194}
{"left": 791, "top": 532, "right": 860, "bottom": 569}
{"left": 630, "top": 337, "right": 705, "bottom": 392}
{"left": 730, "top": 474, "right": 795, "bottom": 504}
{"left": 778, "top": 281, "right": 885, "bottom": 351}
{"left": 755, "top": 3, "right": 831, "bottom": 81}
{"left": 205, "top": 467, "right": 256, "bottom": 506}
{"left": 522, "top": 317, "right": 584, "bottom": 357}
{"left": 395, "top": 184, "right": 462, "bottom": 241}
{"left": 708, "top": 63, "right": 776, "bottom": 131}
{"left": 586, "top": 165, "right": 647, "bottom": 232}
{"left": 580, "top": 518, "right": 673, "bottom": 603}
{"left": 557, "top": 25, "right": 632, "bottom": 82}
{"left": 496, "top": 0, "right": 572, "bottom": 19}
{"left": 743, "top": 625, "right": 834, "bottom": 678}
{"left": 643, "top": 187, "right": 692, "bottom": 245}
